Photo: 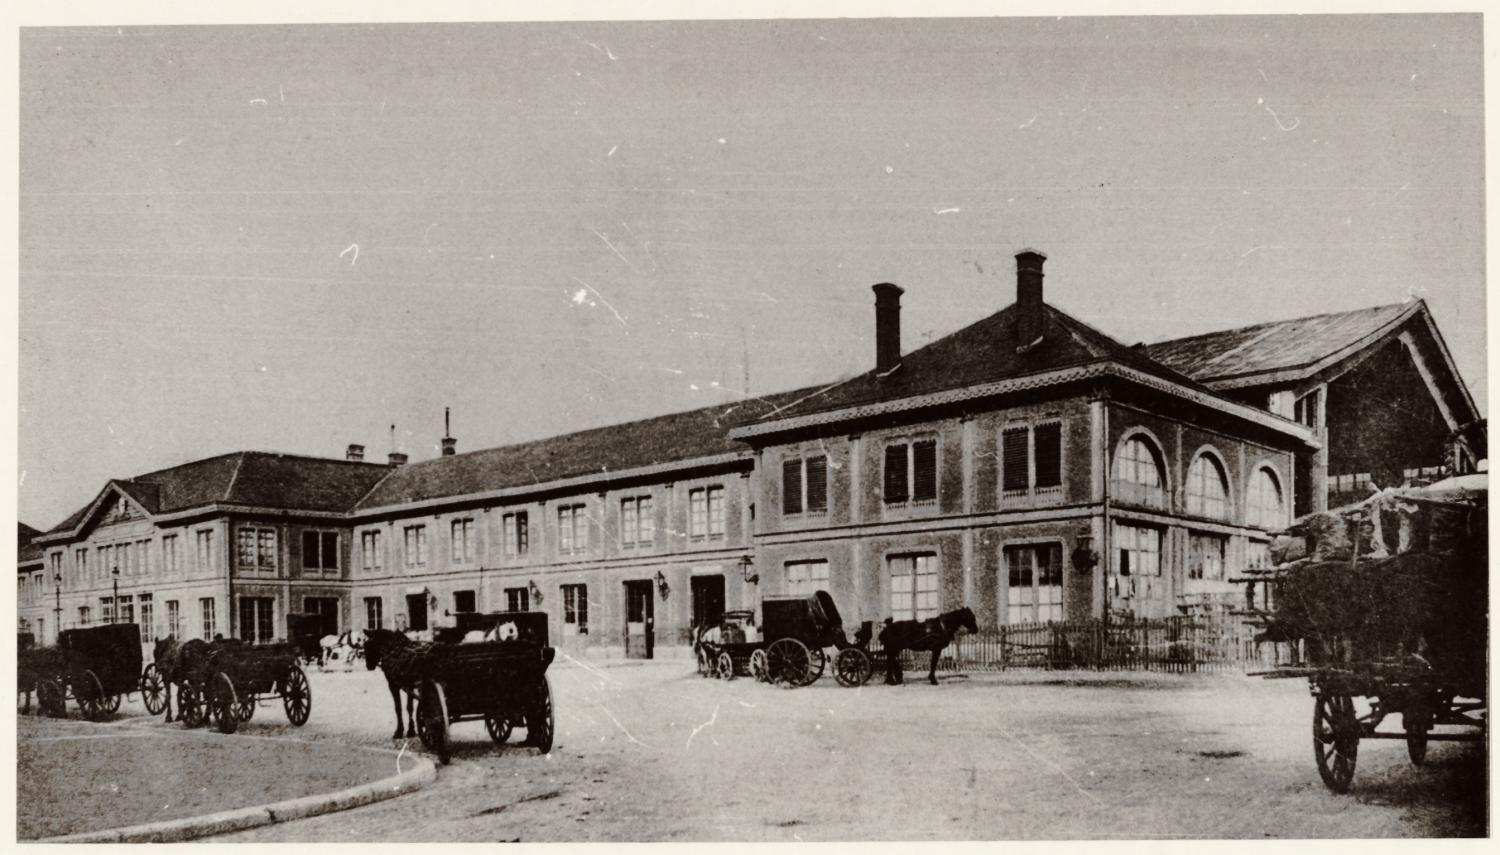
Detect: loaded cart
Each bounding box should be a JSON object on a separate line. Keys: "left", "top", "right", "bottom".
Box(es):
{"left": 177, "top": 639, "right": 312, "bottom": 734}
{"left": 23, "top": 623, "right": 153, "bottom": 721}
{"left": 1239, "top": 474, "right": 1487, "bottom": 793}
{"left": 416, "top": 611, "right": 556, "bottom": 765}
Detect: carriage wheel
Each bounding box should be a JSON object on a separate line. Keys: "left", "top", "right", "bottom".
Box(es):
{"left": 282, "top": 666, "right": 312, "bottom": 726}
{"left": 834, "top": 648, "right": 872, "bottom": 688}
{"left": 179, "top": 685, "right": 205, "bottom": 728}
{"left": 1313, "top": 694, "right": 1359, "bottom": 793}
{"left": 237, "top": 699, "right": 256, "bottom": 723}
{"left": 102, "top": 693, "right": 122, "bottom": 714}
{"left": 717, "top": 652, "right": 736, "bottom": 681}
{"left": 76, "top": 670, "right": 106, "bottom": 721}
{"left": 485, "top": 714, "right": 513, "bottom": 745}
{"left": 140, "top": 664, "right": 168, "bottom": 715}
{"left": 417, "top": 682, "right": 451, "bottom": 765}
{"left": 526, "top": 677, "right": 555, "bottom": 754}
{"left": 37, "top": 678, "right": 66, "bottom": 718}
{"left": 1405, "top": 704, "right": 1433, "bottom": 767}
{"left": 765, "top": 639, "right": 811, "bottom": 688}
{"left": 804, "top": 648, "right": 827, "bottom": 686}
{"left": 210, "top": 672, "right": 239, "bottom": 735}
{"left": 750, "top": 649, "right": 769, "bottom": 683}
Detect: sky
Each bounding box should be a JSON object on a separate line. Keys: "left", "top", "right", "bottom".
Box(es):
{"left": 17, "top": 14, "right": 1486, "bottom": 529}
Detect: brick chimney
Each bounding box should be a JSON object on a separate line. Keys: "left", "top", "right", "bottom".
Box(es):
{"left": 345, "top": 444, "right": 365, "bottom": 462}
{"left": 388, "top": 452, "right": 408, "bottom": 467}
{"left": 1015, "top": 249, "right": 1047, "bottom": 349}
{"left": 872, "top": 282, "right": 904, "bottom": 375}
{"left": 441, "top": 407, "right": 456, "bottom": 456}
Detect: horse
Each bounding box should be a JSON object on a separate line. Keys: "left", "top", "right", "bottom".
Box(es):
{"left": 151, "top": 635, "right": 206, "bottom": 722}
{"left": 877, "top": 607, "right": 979, "bottom": 686}
{"left": 363, "top": 628, "right": 437, "bottom": 740}
{"left": 319, "top": 631, "right": 362, "bottom": 671}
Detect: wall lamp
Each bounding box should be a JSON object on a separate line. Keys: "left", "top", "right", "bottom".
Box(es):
{"left": 654, "top": 570, "right": 670, "bottom": 600}
{"left": 528, "top": 579, "right": 544, "bottom": 605}
{"left": 738, "top": 555, "right": 759, "bottom": 585}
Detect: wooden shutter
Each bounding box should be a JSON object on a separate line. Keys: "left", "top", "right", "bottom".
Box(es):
{"left": 805, "top": 456, "right": 828, "bottom": 512}
{"left": 912, "top": 439, "right": 937, "bottom": 502}
{"left": 782, "top": 458, "right": 803, "bottom": 514}
{"left": 883, "top": 444, "right": 909, "bottom": 503}
{"left": 1002, "top": 427, "right": 1030, "bottom": 492}
{"left": 1034, "top": 423, "right": 1062, "bottom": 488}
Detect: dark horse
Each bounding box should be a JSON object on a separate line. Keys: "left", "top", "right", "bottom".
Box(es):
{"left": 363, "top": 628, "right": 435, "bottom": 740}
{"left": 152, "top": 635, "right": 212, "bottom": 722}
{"left": 878, "top": 607, "right": 979, "bottom": 686}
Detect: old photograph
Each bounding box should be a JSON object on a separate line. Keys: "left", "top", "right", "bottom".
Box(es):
{"left": 14, "top": 11, "right": 1488, "bottom": 841}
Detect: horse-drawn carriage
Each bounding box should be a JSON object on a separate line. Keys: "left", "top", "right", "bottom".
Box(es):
{"left": 169, "top": 638, "right": 313, "bottom": 734}
{"left": 1242, "top": 474, "right": 1487, "bottom": 793}
{"left": 19, "top": 623, "right": 163, "bottom": 720}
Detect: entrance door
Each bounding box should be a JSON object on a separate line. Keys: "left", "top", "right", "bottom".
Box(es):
{"left": 624, "top": 580, "right": 654, "bottom": 659}
{"left": 691, "top": 575, "right": 725, "bottom": 633}
{"left": 303, "top": 597, "right": 340, "bottom": 638}
{"left": 405, "top": 594, "right": 429, "bottom": 632}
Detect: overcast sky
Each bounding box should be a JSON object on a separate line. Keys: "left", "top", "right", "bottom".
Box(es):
{"left": 18, "top": 14, "right": 1485, "bottom": 529}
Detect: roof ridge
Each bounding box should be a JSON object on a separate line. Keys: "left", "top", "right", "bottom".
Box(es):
{"left": 1148, "top": 301, "right": 1412, "bottom": 348}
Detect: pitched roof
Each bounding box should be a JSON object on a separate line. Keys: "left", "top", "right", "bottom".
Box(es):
{"left": 19, "top": 523, "right": 42, "bottom": 547}
{"left": 356, "top": 388, "right": 817, "bottom": 511}
{"left": 754, "top": 302, "right": 1206, "bottom": 423}
{"left": 45, "top": 452, "right": 391, "bottom": 536}
{"left": 1141, "top": 302, "right": 1416, "bottom": 385}
{"left": 18, "top": 523, "right": 43, "bottom": 566}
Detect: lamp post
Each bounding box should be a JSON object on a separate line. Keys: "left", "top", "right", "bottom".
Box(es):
{"left": 738, "top": 555, "right": 759, "bottom": 585}
{"left": 112, "top": 567, "right": 120, "bottom": 624}
{"left": 53, "top": 573, "right": 62, "bottom": 641}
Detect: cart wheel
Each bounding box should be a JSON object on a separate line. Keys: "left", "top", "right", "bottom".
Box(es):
{"left": 834, "top": 648, "right": 872, "bottom": 687}
{"left": 717, "top": 652, "right": 736, "bottom": 681}
{"left": 179, "top": 685, "right": 205, "bottom": 728}
{"left": 37, "top": 678, "right": 66, "bottom": 718}
{"left": 417, "top": 682, "right": 451, "bottom": 765}
{"left": 282, "top": 666, "right": 312, "bottom": 726}
{"left": 76, "top": 670, "right": 106, "bottom": 721}
{"left": 237, "top": 699, "right": 256, "bottom": 722}
{"left": 485, "top": 714, "right": 513, "bottom": 744}
{"left": 750, "top": 649, "right": 769, "bottom": 683}
{"left": 141, "top": 664, "right": 168, "bottom": 715}
{"left": 805, "top": 647, "right": 827, "bottom": 685}
{"left": 1405, "top": 705, "right": 1432, "bottom": 767}
{"left": 1313, "top": 694, "right": 1359, "bottom": 793}
{"left": 103, "top": 693, "right": 122, "bottom": 714}
{"left": 210, "top": 672, "right": 239, "bottom": 735}
{"left": 527, "top": 677, "right": 555, "bottom": 754}
{"left": 766, "top": 639, "right": 811, "bottom": 688}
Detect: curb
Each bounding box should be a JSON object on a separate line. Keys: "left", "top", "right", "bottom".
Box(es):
{"left": 37, "top": 745, "right": 438, "bottom": 844}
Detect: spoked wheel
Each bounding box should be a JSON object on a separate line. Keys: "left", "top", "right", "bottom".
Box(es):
{"left": 1313, "top": 694, "right": 1360, "bottom": 793}
{"left": 750, "top": 650, "right": 769, "bottom": 683}
{"left": 179, "top": 685, "right": 206, "bottom": 728}
{"left": 485, "top": 714, "right": 513, "bottom": 745}
{"left": 766, "top": 639, "right": 812, "bottom": 688}
{"left": 237, "top": 699, "right": 256, "bottom": 722}
{"left": 75, "top": 670, "right": 106, "bottom": 721}
{"left": 805, "top": 648, "right": 827, "bottom": 685}
{"left": 102, "top": 693, "right": 122, "bottom": 714}
{"left": 1405, "top": 703, "right": 1433, "bottom": 767}
{"left": 717, "top": 652, "right": 735, "bottom": 681}
{"left": 37, "top": 678, "right": 66, "bottom": 719}
{"left": 834, "top": 648, "right": 872, "bottom": 688}
{"left": 417, "top": 682, "right": 451, "bottom": 765}
{"left": 526, "top": 677, "right": 555, "bottom": 754}
{"left": 210, "top": 672, "right": 239, "bottom": 735}
{"left": 282, "top": 666, "right": 312, "bottom": 726}
{"left": 140, "top": 664, "right": 168, "bottom": 715}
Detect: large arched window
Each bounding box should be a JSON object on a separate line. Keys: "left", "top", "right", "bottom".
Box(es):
{"left": 1246, "top": 467, "right": 1284, "bottom": 530}
{"left": 1186, "top": 453, "right": 1231, "bottom": 520}
{"left": 1113, "top": 434, "right": 1167, "bottom": 507}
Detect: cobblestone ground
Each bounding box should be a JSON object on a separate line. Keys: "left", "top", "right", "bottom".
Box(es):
{"left": 177, "top": 660, "right": 1488, "bottom": 841}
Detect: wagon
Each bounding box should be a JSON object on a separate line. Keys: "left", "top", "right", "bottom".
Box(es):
{"left": 176, "top": 639, "right": 312, "bottom": 735}
{"left": 695, "top": 591, "right": 875, "bottom": 688}
{"left": 23, "top": 623, "right": 150, "bottom": 721}
{"left": 414, "top": 611, "right": 556, "bottom": 765}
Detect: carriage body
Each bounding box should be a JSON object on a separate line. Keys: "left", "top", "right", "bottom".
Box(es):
{"left": 695, "top": 591, "right": 873, "bottom": 687}
{"left": 22, "top": 623, "right": 145, "bottom": 720}
{"left": 285, "top": 613, "right": 327, "bottom": 664}
{"left": 175, "top": 639, "right": 312, "bottom": 734}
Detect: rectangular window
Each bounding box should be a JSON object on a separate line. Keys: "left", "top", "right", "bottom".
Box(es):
{"left": 884, "top": 444, "right": 909, "bottom": 504}
{"left": 404, "top": 525, "right": 428, "bottom": 568}
{"left": 450, "top": 519, "right": 475, "bottom": 563}
{"left": 620, "top": 496, "right": 654, "bottom": 547}
{"left": 101, "top": 596, "right": 115, "bottom": 624}
{"left": 239, "top": 597, "right": 274, "bottom": 644}
{"left": 912, "top": 440, "right": 937, "bottom": 503}
{"left": 200, "top": 598, "right": 217, "bottom": 640}
{"left": 783, "top": 456, "right": 828, "bottom": 515}
{"left": 237, "top": 526, "right": 278, "bottom": 571}
{"left": 1187, "top": 533, "right": 1227, "bottom": 581}
{"left": 1114, "top": 523, "right": 1163, "bottom": 577}
{"left": 885, "top": 439, "right": 938, "bottom": 506}
{"left": 117, "top": 594, "right": 135, "bottom": 626}
{"left": 49, "top": 552, "right": 61, "bottom": 586}
{"left": 782, "top": 458, "right": 803, "bottom": 515}
{"left": 505, "top": 587, "right": 530, "bottom": 613}
{"left": 689, "top": 486, "right": 726, "bottom": 538}
{"left": 139, "top": 594, "right": 155, "bottom": 643}
{"left": 137, "top": 539, "right": 152, "bottom": 575}
{"left": 557, "top": 505, "right": 587, "bottom": 555}
{"left": 162, "top": 536, "right": 179, "bottom": 575}
{"left": 302, "top": 531, "right": 340, "bottom": 571}
{"left": 166, "top": 600, "right": 180, "bottom": 638}
{"left": 503, "top": 512, "right": 529, "bottom": 556}
{"left": 74, "top": 548, "right": 88, "bottom": 584}
{"left": 364, "top": 597, "right": 384, "bottom": 630}
{"left": 785, "top": 560, "right": 830, "bottom": 597}
{"left": 562, "top": 584, "right": 589, "bottom": 634}
{"left": 79, "top": 606, "right": 92, "bottom": 626}
{"left": 361, "top": 530, "right": 383, "bottom": 572}
{"left": 1005, "top": 543, "right": 1064, "bottom": 625}
{"left": 1034, "top": 423, "right": 1062, "bottom": 489}
{"left": 889, "top": 553, "right": 939, "bottom": 621}
{"left": 707, "top": 486, "right": 725, "bottom": 537}
{"left": 1294, "top": 389, "right": 1322, "bottom": 429}
{"left": 1002, "top": 427, "right": 1030, "bottom": 493}
{"left": 196, "top": 530, "right": 215, "bottom": 574}
{"left": 1003, "top": 421, "right": 1062, "bottom": 497}
{"left": 453, "top": 590, "right": 477, "bottom": 613}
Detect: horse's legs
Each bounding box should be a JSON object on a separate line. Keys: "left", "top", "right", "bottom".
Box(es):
{"left": 388, "top": 682, "right": 405, "bottom": 740}
{"left": 928, "top": 648, "right": 940, "bottom": 685}
{"left": 404, "top": 689, "right": 417, "bottom": 738}
{"left": 885, "top": 647, "right": 902, "bottom": 685}
{"left": 163, "top": 682, "right": 175, "bottom": 722}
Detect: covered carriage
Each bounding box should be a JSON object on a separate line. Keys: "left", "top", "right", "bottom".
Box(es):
{"left": 21, "top": 623, "right": 159, "bottom": 720}
{"left": 694, "top": 591, "right": 877, "bottom": 687}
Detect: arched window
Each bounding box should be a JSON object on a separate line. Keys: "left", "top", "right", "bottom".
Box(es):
{"left": 1113, "top": 435, "right": 1166, "bottom": 507}
{"left": 1186, "top": 453, "right": 1230, "bottom": 520}
{"left": 1246, "top": 468, "right": 1284, "bottom": 530}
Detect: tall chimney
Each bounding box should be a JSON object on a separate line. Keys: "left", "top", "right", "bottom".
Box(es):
{"left": 388, "top": 452, "right": 409, "bottom": 467}
{"left": 346, "top": 443, "right": 365, "bottom": 462}
{"left": 441, "top": 407, "right": 456, "bottom": 456}
{"left": 1015, "top": 249, "right": 1047, "bottom": 348}
{"left": 872, "top": 282, "right": 904, "bottom": 375}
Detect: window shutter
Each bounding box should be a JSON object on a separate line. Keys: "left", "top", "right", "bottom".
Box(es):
{"left": 1034, "top": 423, "right": 1062, "bottom": 488}
{"left": 782, "top": 458, "right": 803, "bottom": 515}
{"left": 805, "top": 456, "right": 828, "bottom": 512}
{"left": 912, "top": 440, "right": 937, "bottom": 502}
{"left": 1002, "top": 428, "right": 1030, "bottom": 492}
{"left": 884, "top": 444, "right": 909, "bottom": 503}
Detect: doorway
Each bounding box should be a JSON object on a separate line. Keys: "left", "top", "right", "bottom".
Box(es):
{"left": 691, "top": 575, "right": 725, "bottom": 633}
{"left": 624, "top": 580, "right": 654, "bottom": 659}
{"left": 405, "top": 593, "right": 429, "bottom": 632}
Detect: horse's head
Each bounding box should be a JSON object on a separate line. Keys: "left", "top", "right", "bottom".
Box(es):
{"left": 957, "top": 607, "right": 979, "bottom": 635}
{"left": 152, "top": 635, "right": 178, "bottom": 664}
{"left": 363, "top": 628, "right": 406, "bottom": 669}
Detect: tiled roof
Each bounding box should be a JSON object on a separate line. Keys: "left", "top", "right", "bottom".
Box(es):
{"left": 356, "top": 388, "right": 818, "bottom": 511}
{"left": 19, "top": 523, "right": 42, "bottom": 547}
{"left": 1142, "top": 302, "right": 1416, "bottom": 384}
{"left": 19, "top": 523, "right": 43, "bottom": 565}
{"left": 756, "top": 302, "right": 1206, "bottom": 423}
